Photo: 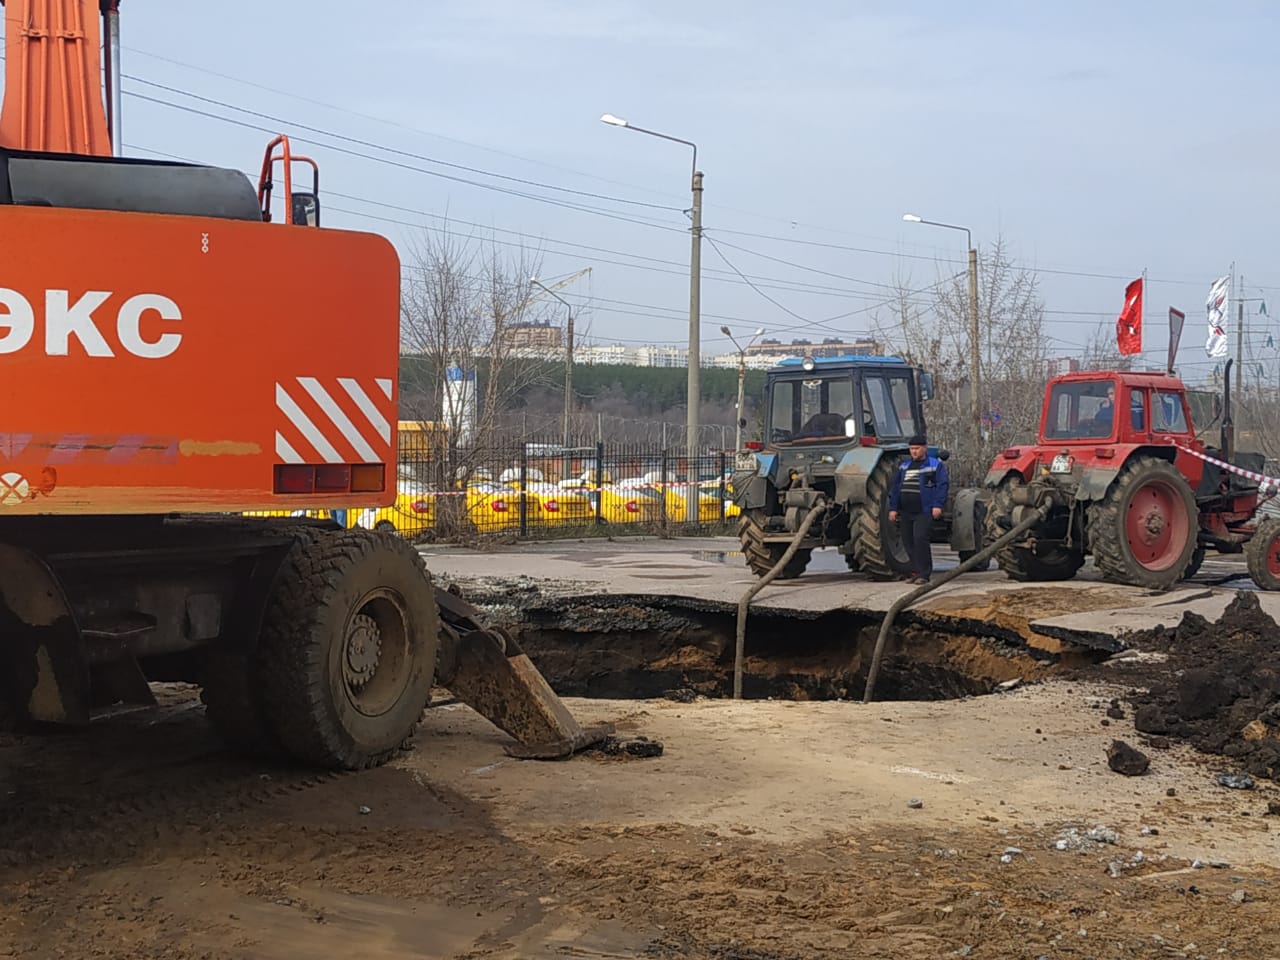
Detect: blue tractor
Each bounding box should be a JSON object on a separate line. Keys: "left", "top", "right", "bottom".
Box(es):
{"left": 730, "top": 355, "right": 941, "bottom": 580}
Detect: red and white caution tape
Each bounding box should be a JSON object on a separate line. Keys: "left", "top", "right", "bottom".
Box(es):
{"left": 1177, "top": 445, "right": 1280, "bottom": 496}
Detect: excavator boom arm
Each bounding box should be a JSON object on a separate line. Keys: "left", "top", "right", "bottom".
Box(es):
{"left": 0, "top": 0, "right": 115, "bottom": 155}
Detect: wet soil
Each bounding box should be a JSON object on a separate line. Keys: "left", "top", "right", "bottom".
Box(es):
{"left": 472, "top": 587, "right": 1092, "bottom": 703}
{"left": 1100, "top": 592, "right": 1280, "bottom": 781}
{"left": 4, "top": 689, "right": 1280, "bottom": 960}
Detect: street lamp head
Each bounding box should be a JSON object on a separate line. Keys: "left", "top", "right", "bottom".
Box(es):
{"left": 902, "top": 213, "right": 922, "bottom": 223}
{"left": 719, "top": 325, "right": 732, "bottom": 336}
{"left": 599, "top": 113, "right": 629, "bottom": 127}
{"left": 753, "top": 327, "right": 764, "bottom": 336}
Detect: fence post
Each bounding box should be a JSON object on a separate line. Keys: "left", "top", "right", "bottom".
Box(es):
{"left": 718, "top": 451, "right": 727, "bottom": 523}
{"left": 660, "top": 447, "right": 669, "bottom": 527}
{"left": 595, "top": 441, "right": 605, "bottom": 526}
{"left": 518, "top": 442, "right": 528, "bottom": 539}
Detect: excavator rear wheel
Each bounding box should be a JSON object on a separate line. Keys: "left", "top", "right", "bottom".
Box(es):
{"left": 738, "top": 511, "right": 811, "bottom": 579}
{"left": 1088, "top": 456, "right": 1197, "bottom": 591}
{"left": 1246, "top": 518, "right": 1280, "bottom": 590}
{"left": 986, "top": 479, "right": 1084, "bottom": 582}
{"left": 851, "top": 455, "right": 914, "bottom": 581}
{"left": 256, "top": 528, "right": 439, "bottom": 769}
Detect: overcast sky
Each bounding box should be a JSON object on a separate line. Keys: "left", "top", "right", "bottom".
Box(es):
{"left": 6, "top": 1, "right": 1276, "bottom": 382}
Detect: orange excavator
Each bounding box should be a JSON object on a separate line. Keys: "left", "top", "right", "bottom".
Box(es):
{"left": 0, "top": 0, "right": 607, "bottom": 767}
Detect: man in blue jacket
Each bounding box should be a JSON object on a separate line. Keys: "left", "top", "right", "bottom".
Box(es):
{"left": 887, "top": 433, "right": 949, "bottom": 584}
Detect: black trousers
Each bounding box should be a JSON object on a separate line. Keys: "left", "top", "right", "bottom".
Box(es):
{"left": 898, "top": 511, "right": 933, "bottom": 579}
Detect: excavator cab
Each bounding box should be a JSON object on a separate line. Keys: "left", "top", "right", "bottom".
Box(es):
{"left": 257, "top": 134, "right": 320, "bottom": 226}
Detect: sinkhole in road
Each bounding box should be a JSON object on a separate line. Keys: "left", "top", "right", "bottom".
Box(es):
{"left": 491, "top": 595, "right": 1103, "bottom": 702}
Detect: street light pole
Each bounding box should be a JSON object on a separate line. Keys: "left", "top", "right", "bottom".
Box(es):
{"left": 721, "top": 325, "right": 764, "bottom": 451}
{"left": 903, "top": 214, "right": 980, "bottom": 442}
{"left": 601, "top": 113, "right": 702, "bottom": 467}
{"left": 531, "top": 278, "right": 574, "bottom": 476}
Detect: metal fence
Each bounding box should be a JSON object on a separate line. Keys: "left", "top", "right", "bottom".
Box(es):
{"left": 345, "top": 436, "right": 738, "bottom": 541}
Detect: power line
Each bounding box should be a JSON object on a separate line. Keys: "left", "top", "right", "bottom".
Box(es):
{"left": 121, "top": 45, "right": 693, "bottom": 208}
{"left": 116, "top": 62, "right": 1280, "bottom": 295}
{"left": 123, "top": 90, "right": 689, "bottom": 235}
{"left": 132, "top": 136, "right": 925, "bottom": 313}
{"left": 706, "top": 235, "right": 810, "bottom": 323}
{"left": 123, "top": 75, "right": 684, "bottom": 214}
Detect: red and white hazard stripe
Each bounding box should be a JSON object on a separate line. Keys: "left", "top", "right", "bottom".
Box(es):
{"left": 1177, "top": 444, "right": 1280, "bottom": 495}
{"left": 275, "top": 376, "right": 395, "bottom": 464}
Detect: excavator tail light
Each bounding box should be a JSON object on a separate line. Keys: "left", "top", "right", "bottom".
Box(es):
{"left": 274, "top": 464, "right": 315, "bottom": 494}
{"left": 351, "top": 464, "right": 385, "bottom": 493}
{"left": 273, "top": 463, "right": 387, "bottom": 495}
{"left": 314, "top": 465, "right": 350, "bottom": 493}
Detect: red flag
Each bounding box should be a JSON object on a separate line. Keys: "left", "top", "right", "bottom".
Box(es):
{"left": 1116, "top": 277, "right": 1143, "bottom": 355}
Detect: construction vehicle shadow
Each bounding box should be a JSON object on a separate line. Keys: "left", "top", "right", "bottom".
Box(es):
{"left": 0, "top": 694, "right": 505, "bottom": 874}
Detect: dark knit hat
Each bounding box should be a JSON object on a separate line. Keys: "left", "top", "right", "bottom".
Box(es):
{"left": 908, "top": 434, "right": 927, "bottom": 446}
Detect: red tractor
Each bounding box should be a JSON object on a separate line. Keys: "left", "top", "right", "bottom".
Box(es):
{"left": 952, "top": 362, "right": 1280, "bottom": 591}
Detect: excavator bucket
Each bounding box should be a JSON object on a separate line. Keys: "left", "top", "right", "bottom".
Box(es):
{"left": 433, "top": 588, "right": 613, "bottom": 759}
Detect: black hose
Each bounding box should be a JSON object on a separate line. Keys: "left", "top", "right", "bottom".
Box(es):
{"left": 733, "top": 500, "right": 827, "bottom": 699}
{"left": 861, "top": 501, "right": 1055, "bottom": 703}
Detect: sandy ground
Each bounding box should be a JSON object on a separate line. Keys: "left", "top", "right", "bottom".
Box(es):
{"left": 3, "top": 676, "right": 1279, "bottom": 959}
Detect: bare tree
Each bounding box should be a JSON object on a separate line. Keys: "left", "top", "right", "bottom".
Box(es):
{"left": 1081, "top": 319, "right": 1132, "bottom": 371}
{"left": 399, "top": 227, "right": 561, "bottom": 526}
{"left": 875, "top": 237, "right": 1050, "bottom": 483}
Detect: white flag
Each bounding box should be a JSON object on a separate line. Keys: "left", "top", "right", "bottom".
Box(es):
{"left": 1205, "top": 274, "right": 1230, "bottom": 358}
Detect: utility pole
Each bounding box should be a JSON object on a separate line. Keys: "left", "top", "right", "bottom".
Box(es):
{"left": 1237, "top": 274, "right": 1244, "bottom": 397}
{"left": 902, "top": 214, "right": 980, "bottom": 444}
{"left": 563, "top": 308, "right": 575, "bottom": 457}
{"left": 968, "top": 246, "right": 981, "bottom": 441}
{"left": 599, "top": 115, "right": 702, "bottom": 468}
{"left": 734, "top": 346, "right": 746, "bottom": 452}
{"left": 688, "top": 170, "right": 704, "bottom": 466}
{"left": 720, "top": 325, "right": 763, "bottom": 452}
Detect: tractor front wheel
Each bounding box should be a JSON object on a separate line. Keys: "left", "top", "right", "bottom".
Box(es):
{"left": 738, "top": 511, "right": 812, "bottom": 579}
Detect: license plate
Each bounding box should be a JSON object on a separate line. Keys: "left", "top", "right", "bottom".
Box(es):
{"left": 1050, "top": 454, "right": 1074, "bottom": 473}
{"left": 735, "top": 452, "right": 758, "bottom": 471}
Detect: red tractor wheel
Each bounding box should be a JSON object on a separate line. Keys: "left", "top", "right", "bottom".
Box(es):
{"left": 1245, "top": 518, "right": 1280, "bottom": 590}
{"left": 1088, "top": 456, "right": 1197, "bottom": 590}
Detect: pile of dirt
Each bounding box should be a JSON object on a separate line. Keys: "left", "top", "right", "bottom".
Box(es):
{"left": 1128, "top": 591, "right": 1280, "bottom": 780}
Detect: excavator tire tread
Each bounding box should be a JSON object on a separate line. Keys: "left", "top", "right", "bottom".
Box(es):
{"left": 256, "top": 528, "right": 439, "bottom": 770}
